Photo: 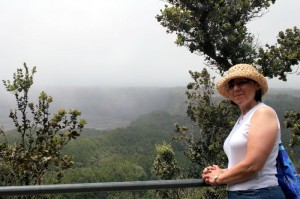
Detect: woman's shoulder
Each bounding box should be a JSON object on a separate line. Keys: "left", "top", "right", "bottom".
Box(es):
{"left": 254, "top": 103, "right": 278, "bottom": 119}
{"left": 259, "top": 103, "right": 276, "bottom": 112}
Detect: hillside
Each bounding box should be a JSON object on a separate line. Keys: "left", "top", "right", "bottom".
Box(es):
{"left": 1, "top": 90, "right": 300, "bottom": 198}
{"left": 57, "top": 111, "right": 191, "bottom": 183}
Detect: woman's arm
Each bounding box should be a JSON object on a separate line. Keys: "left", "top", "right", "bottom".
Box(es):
{"left": 204, "top": 106, "right": 278, "bottom": 185}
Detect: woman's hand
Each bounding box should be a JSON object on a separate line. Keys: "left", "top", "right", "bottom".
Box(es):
{"left": 202, "top": 165, "right": 223, "bottom": 186}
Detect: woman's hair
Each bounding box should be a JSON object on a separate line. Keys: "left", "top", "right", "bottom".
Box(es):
{"left": 254, "top": 88, "right": 262, "bottom": 102}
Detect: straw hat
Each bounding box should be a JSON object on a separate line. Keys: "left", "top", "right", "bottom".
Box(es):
{"left": 216, "top": 64, "right": 268, "bottom": 99}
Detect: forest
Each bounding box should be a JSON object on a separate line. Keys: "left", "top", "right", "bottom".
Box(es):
{"left": 1, "top": 87, "right": 300, "bottom": 198}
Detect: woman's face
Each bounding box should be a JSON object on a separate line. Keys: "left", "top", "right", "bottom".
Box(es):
{"left": 227, "top": 78, "right": 259, "bottom": 106}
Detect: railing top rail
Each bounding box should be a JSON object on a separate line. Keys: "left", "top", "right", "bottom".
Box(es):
{"left": 0, "top": 179, "right": 206, "bottom": 196}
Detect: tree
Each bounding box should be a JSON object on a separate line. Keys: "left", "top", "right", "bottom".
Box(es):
{"left": 178, "top": 69, "right": 238, "bottom": 198}
{"left": 0, "top": 63, "right": 87, "bottom": 187}
{"left": 152, "top": 69, "right": 236, "bottom": 198}
{"left": 174, "top": 69, "right": 238, "bottom": 171}
{"left": 284, "top": 111, "right": 300, "bottom": 163}
{"left": 156, "top": 0, "right": 300, "bottom": 80}
{"left": 152, "top": 142, "right": 181, "bottom": 198}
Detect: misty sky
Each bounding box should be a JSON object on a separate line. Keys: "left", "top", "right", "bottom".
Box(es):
{"left": 0, "top": 0, "right": 299, "bottom": 89}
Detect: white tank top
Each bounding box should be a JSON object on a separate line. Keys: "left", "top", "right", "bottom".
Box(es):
{"left": 223, "top": 102, "right": 280, "bottom": 191}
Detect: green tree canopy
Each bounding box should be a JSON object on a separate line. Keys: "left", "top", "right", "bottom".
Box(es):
{"left": 157, "top": 0, "right": 300, "bottom": 80}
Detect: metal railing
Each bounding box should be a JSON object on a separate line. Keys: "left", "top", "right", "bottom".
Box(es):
{"left": 0, "top": 179, "right": 206, "bottom": 196}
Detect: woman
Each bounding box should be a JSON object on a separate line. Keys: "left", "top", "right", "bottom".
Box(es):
{"left": 202, "top": 64, "right": 285, "bottom": 198}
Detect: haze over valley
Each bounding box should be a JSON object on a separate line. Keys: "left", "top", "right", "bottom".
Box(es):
{"left": 1, "top": 86, "right": 299, "bottom": 131}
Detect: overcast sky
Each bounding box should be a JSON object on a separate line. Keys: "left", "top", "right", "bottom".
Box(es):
{"left": 0, "top": 0, "right": 299, "bottom": 89}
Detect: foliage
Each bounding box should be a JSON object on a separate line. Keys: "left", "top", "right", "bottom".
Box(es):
{"left": 152, "top": 142, "right": 181, "bottom": 198}
{"left": 151, "top": 69, "right": 237, "bottom": 198}
{"left": 173, "top": 69, "right": 237, "bottom": 198}
{"left": 284, "top": 111, "right": 300, "bottom": 148}
{"left": 152, "top": 142, "right": 180, "bottom": 180}
{"left": 175, "top": 69, "right": 239, "bottom": 171}
{"left": 257, "top": 27, "right": 300, "bottom": 80}
{"left": 156, "top": 0, "right": 300, "bottom": 80}
{"left": 61, "top": 111, "right": 189, "bottom": 180}
{"left": 0, "top": 63, "right": 87, "bottom": 187}
{"left": 283, "top": 111, "right": 300, "bottom": 171}
{"left": 57, "top": 112, "right": 189, "bottom": 199}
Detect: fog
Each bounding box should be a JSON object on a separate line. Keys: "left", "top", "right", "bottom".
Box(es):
{"left": 0, "top": 0, "right": 299, "bottom": 89}
{"left": 0, "top": 86, "right": 188, "bottom": 130}
{"left": 1, "top": 86, "right": 299, "bottom": 131}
